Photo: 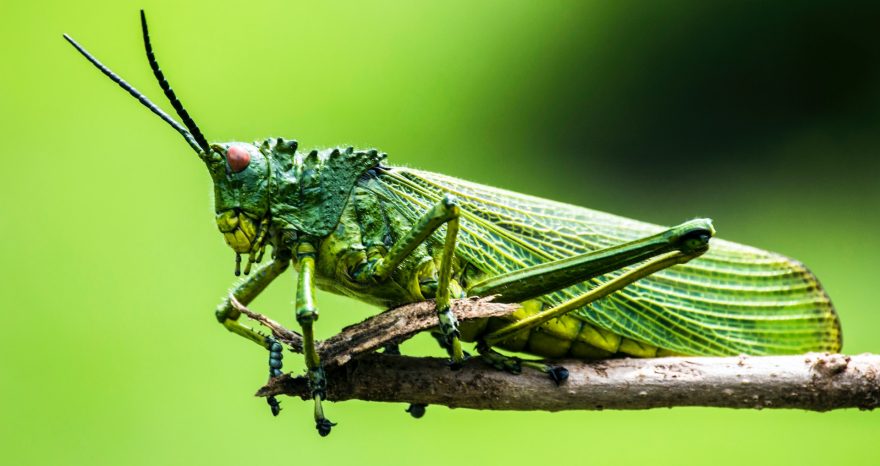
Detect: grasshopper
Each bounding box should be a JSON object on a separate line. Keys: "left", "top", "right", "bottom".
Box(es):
{"left": 65, "top": 11, "right": 841, "bottom": 436}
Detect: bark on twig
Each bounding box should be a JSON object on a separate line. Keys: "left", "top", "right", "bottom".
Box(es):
{"left": 234, "top": 297, "right": 880, "bottom": 412}
{"left": 230, "top": 296, "right": 516, "bottom": 367}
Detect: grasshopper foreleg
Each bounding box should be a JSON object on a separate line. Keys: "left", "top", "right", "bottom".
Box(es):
{"left": 293, "top": 242, "right": 336, "bottom": 436}
{"left": 266, "top": 338, "right": 284, "bottom": 416}
{"left": 215, "top": 255, "right": 290, "bottom": 415}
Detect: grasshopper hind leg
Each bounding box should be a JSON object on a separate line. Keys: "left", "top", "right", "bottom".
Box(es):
{"left": 524, "top": 362, "right": 569, "bottom": 386}
{"left": 476, "top": 342, "right": 522, "bottom": 374}
{"left": 471, "top": 247, "right": 709, "bottom": 387}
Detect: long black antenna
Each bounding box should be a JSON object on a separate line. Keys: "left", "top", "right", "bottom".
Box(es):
{"left": 139, "top": 10, "right": 210, "bottom": 154}
{"left": 63, "top": 33, "right": 204, "bottom": 154}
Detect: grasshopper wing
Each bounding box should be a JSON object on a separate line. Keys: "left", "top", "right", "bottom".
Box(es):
{"left": 373, "top": 168, "right": 841, "bottom": 356}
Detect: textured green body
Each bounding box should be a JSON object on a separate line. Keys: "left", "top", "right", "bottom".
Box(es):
{"left": 289, "top": 147, "right": 841, "bottom": 359}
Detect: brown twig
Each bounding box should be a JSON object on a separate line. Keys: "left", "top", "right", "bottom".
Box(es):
{"left": 233, "top": 297, "right": 879, "bottom": 412}
{"left": 261, "top": 353, "right": 879, "bottom": 412}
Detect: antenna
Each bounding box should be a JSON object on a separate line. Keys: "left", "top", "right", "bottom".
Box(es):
{"left": 139, "top": 10, "right": 210, "bottom": 154}
{"left": 63, "top": 33, "right": 204, "bottom": 154}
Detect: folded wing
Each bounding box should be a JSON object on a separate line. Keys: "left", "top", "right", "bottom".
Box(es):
{"left": 372, "top": 168, "right": 841, "bottom": 356}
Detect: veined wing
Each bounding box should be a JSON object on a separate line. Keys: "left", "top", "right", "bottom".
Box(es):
{"left": 371, "top": 167, "right": 841, "bottom": 356}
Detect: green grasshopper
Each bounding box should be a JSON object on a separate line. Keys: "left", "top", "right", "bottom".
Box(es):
{"left": 65, "top": 11, "right": 841, "bottom": 436}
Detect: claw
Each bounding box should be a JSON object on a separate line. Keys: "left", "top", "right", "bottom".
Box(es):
{"left": 548, "top": 366, "right": 569, "bottom": 386}
{"left": 267, "top": 396, "right": 282, "bottom": 416}
{"left": 405, "top": 403, "right": 427, "bottom": 419}
{"left": 447, "top": 351, "right": 471, "bottom": 371}
{"left": 316, "top": 418, "right": 337, "bottom": 437}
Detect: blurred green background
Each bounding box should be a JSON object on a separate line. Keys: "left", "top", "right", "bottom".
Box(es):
{"left": 2, "top": 1, "right": 878, "bottom": 465}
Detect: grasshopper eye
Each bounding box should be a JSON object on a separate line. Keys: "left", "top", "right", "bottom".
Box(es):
{"left": 226, "top": 145, "right": 250, "bottom": 173}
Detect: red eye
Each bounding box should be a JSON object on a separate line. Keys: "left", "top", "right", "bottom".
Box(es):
{"left": 226, "top": 145, "right": 251, "bottom": 173}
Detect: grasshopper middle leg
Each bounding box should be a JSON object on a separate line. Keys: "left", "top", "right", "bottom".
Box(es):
{"left": 293, "top": 242, "right": 336, "bottom": 436}
{"left": 355, "top": 194, "right": 465, "bottom": 366}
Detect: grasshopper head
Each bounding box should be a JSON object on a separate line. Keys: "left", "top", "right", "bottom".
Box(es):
{"left": 207, "top": 142, "right": 271, "bottom": 255}
{"left": 65, "top": 11, "right": 276, "bottom": 274}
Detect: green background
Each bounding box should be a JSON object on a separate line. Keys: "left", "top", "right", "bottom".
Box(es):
{"left": 2, "top": 1, "right": 878, "bottom": 465}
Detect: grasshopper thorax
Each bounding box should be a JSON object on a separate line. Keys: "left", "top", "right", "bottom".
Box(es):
{"left": 209, "top": 138, "right": 387, "bottom": 261}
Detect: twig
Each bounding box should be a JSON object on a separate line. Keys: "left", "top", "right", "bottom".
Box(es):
{"left": 262, "top": 353, "right": 879, "bottom": 411}
{"left": 233, "top": 297, "right": 879, "bottom": 412}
